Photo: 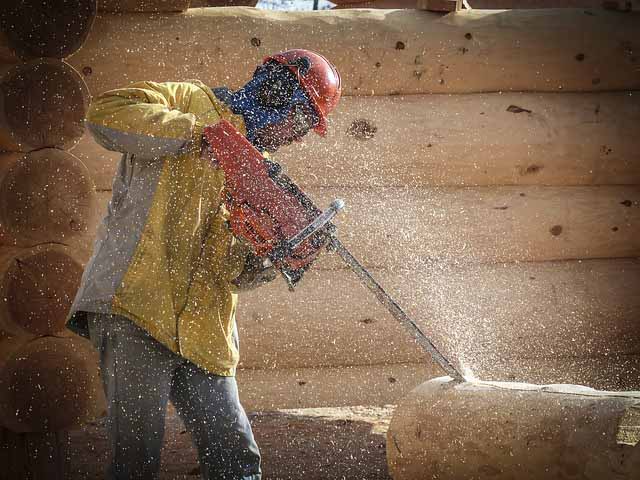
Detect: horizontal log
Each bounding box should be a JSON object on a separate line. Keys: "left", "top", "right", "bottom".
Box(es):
{"left": 416, "top": 0, "right": 640, "bottom": 10}
{"left": 0, "top": 59, "right": 89, "bottom": 151}
{"left": 98, "top": 0, "right": 191, "bottom": 11}
{"left": 333, "top": 0, "right": 418, "bottom": 7}
{"left": 477, "top": 354, "right": 640, "bottom": 391}
{"left": 0, "top": 150, "right": 98, "bottom": 256}
{"left": 0, "top": 0, "right": 97, "bottom": 61}
{"left": 189, "top": 0, "right": 258, "bottom": 5}
{"left": 272, "top": 92, "right": 640, "bottom": 187}
{"left": 237, "top": 363, "right": 437, "bottom": 410}
{"left": 0, "top": 246, "right": 84, "bottom": 336}
{"left": 388, "top": 378, "right": 640, "bottom": 480}
{"left": 96, "top": 185, "right": 640, "bottom": 266}
{"left": 234, "top": 258, "right": 640, "bottom": 388}
{"left": 66, "top": 8, "right": 640, "bottom": 97}
{"left": 0, "top": 333, "right": 106, "bottom": 433}
{"left": 77, "top": 91, "right": 640, "bottom": 190}
{"left": 321, "top": 185, "right": 640, "bottom": 266}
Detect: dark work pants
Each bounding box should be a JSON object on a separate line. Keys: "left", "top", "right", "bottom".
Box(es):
{"left": 87, "top": 312, "right": 261, "bottom": 480}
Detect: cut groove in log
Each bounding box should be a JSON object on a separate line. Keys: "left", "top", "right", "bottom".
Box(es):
{"left": 0, "top": 333, "right": 105, "bottom": 433}
{"left": 0, "top": 246, "right": 84, "bottom": 336}
{"left": 66, "top": 8, "right": 640, "bottom": 97}
{"left": 0, "top": 0, "right": 97, "bottom": 61}
{"left": 0, "top": 59, "right": 90, "bottom": 151}
{"left": 0, "top": 150, "right": 98, "bottom": 255}
{"left": 387, "top": 377, "right": 640, "bottom": 480}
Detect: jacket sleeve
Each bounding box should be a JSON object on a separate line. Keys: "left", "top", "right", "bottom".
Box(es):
{"left": 85, "top": 81, "right": 208, "bottom": 157}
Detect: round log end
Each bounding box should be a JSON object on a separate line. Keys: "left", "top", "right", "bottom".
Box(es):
{"left": 0, "top": 59, "right": 90, "bottom": 151}
{"left": 0, "top": 335, "right": 105, "bottom": 433}
{"left": 0, "top": 149, "right": 98, "bottom": 244}
{"left": 0, "top": 0, "right": 97, "bottom": 60}
{"left": 387, "top": 377, "right": 640, "bottom": 480}
{"left": 3, "top": 246, "right": 83, "bottom": 336}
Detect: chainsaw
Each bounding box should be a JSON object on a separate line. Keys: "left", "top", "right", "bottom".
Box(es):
{"left": 203, "top": 120, "right": 463, "bottom": 381}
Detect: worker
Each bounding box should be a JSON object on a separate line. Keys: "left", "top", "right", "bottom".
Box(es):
{"left": 66, "top": 49, "right": 341, "bottom": 480}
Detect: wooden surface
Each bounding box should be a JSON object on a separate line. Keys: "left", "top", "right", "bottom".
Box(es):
{"left": 387, "top": 378, "right": 640, "bottom": 480}
{"left": 0, "top": 0, "right": 97, "bottom": 60}
{"left": 0, "top": 60, "right": 89, "bottom": 151}
{"left": 189, "top": 0, "right": 258, "bottom": 6}
{"left": 98, "top": 0, "right": 191, "bottom": 11}
{"left": 66, "top": 8, "right": 640, "bottom": 97}
{"left": 95, "top": 184, "right": 640, "bottom": 266}
{"left": 234, "top": 259, "right": 640, "bottom": 372}
{"left": 75, "top": 91, "right": 640, "bottom": 191}
{"left": 236, "top": 362, "right": 438, "bottom": 410}
{"left": 0, "top": 246, "right": 84, "bottom": 336}
{"left": 0, "top": 334, "right": 105, "bottom": 433}
{"left": 417, "top": 0, "right": 640, "bottom": 10}
{"left": 0, "top": 150, "right": 98, "bottom": 257}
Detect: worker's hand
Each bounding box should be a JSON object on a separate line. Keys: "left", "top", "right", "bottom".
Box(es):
{"left": 231, "top": 252, "right": 278, "bottom": 291}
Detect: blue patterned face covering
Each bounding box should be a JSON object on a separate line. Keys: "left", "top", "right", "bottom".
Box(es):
{"left": 213, "top": 66, "right": 311, "bottom": 146}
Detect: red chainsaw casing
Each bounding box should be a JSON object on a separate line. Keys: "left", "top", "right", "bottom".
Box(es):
{"left": 202, "top": 120, "right": 329, "bottom": 282}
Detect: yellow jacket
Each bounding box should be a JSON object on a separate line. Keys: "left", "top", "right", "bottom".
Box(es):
{"left": 69, "top": 80, "right": 249, "bottom": 376}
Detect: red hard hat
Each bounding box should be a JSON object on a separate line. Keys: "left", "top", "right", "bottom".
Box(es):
{"left": 263, "top": 49, "right": 341, "bottom": 136}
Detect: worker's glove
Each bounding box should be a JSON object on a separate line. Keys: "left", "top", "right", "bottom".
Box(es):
{"left": 231, "top": 252, "right": 278, "bottom": 291}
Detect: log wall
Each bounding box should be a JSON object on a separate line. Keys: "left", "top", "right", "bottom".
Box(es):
{"left": 0, "top": 3, "right": 105, "bottom": 470}
{"left": 74, "top": 6, "right": 640, "bottom": 407}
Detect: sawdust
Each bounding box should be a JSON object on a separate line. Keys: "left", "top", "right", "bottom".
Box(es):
{"left": 67, "top": 403, "right": 394, "bottom": 479}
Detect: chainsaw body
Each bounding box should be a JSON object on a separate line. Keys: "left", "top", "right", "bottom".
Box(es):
{"left": 203, "top": 120, "right": 341, "bottom": 288}
{"left": 202, "top": 121, "right": 463, "bottom": 379}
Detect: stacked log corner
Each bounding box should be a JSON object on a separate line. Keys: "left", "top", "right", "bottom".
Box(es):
{"left": 0, "top": 2, "right": 106, "bottom": 479}
{"left": 68, "top": 6, "right": 640, "bottom": 412}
